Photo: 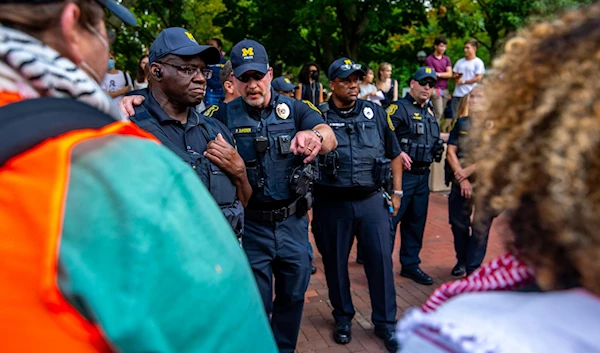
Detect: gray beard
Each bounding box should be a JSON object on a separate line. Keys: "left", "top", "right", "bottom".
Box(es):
{"left": 242, "top": 83, "right": 271, "bottom": 108}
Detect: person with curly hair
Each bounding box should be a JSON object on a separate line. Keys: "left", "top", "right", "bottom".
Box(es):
{"left": 395, "top": 3, "right": 600, "bottom": 352}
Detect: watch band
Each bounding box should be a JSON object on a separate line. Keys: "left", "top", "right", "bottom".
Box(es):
{"left": 312, "top": 129, "right": 323, "bottom": 143}
{"left": 393, "top": 190, "right": 404, "bottom": 197}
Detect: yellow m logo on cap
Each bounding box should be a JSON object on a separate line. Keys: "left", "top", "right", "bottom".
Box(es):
{"left": 344, "top": 59, "right": 352, "bottom": 65}
{"left": 425, "top": 67, "right": 432, "bottom": 73}
{"left": 284, "top": 78, "right": 291, "bottom": 83}
{"left": 184, "top": 32, "right": 197, "bottom": 42}
{"left": 242, "top": 47, "right": 254, "bottom": 57}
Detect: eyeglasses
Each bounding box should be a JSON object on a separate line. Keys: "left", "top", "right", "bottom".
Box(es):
{"left": 158, "top": 62, "right": 212, "bottom": 79}
{"left": 236, "top": 71, "right": 266, "bottom": 83}
{"left": 417, "top": 79, "right": 436, "bottom": 88}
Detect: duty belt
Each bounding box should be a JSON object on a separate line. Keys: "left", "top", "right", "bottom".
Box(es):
{"left": 246, "top": 197, "right": 301, "bottom": 222}
{"left": 405, "top": 165, "right": 430, "bottom": 175}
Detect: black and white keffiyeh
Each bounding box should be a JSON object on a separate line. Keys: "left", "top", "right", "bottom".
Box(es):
{"left": 0, "top": 25, "right": 122, "bottom": 120}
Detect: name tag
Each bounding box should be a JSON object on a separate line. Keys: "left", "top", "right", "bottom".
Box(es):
{"left": 235, "top": 127, "right": 253, "bottom": 134}
{"left": 329, "top": 122, "right": 346, "bottom": 127}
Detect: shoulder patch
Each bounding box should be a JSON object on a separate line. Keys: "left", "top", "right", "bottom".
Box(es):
{"left": 302, "top": 100, "right": 321, "bottom": 114}
{"left": 386, "top": 104, "right": 398, "bottom": 131}
{"left": 203, "top": 104, "right": 220, "bottom": 117}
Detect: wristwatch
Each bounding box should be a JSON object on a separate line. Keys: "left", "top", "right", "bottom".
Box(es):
{"left": 393, "top": 190, "right": 404, "bottom": 197}
{"left": 312, "top": 129, "right": 323, "bottom": 143}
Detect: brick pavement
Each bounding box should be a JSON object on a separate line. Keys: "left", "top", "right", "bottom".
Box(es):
{"left": 297, "top": 193, "right": 506, "bottom": 353}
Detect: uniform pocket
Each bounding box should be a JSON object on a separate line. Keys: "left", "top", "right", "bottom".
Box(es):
{"left": 208, "top": 162, "right": 237, "bottom": 206}
{"left": 357, "top": 121, "right": 378, "bottom": 148}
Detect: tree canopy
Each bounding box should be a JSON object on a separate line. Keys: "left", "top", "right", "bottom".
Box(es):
{"left": 110, "top": 0, "right": 593, "bottom": 86}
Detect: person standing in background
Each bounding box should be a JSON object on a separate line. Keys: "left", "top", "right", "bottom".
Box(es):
{"left": 101, "top": 52, "right": 132, "bottom": 104}
{"left": 424, "top": 37, "right": 452, "bottom": 127}
{"left": 359, "top": 67, "right": 382, "bottom": 106}
{"left": 133, "top": 55, "right": 149, "bottom": 90}
{"left": 451, "top": 39, "right": 485, "bottom": 118}
{"left": 296, "top": 62, "right": 323, "bottom": 105}
{"left": 376, "top": 62, "right": 398, "bottom": 109}
{"left": 205, "top": 38, "right": 227, "bottom": 106}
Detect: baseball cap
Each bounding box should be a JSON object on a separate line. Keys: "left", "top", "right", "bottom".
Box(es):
{"left": 2, "top": 0, "right": 137, "bottom": 26}
{"left": 328, "top": 57, "right": 365, "bottom": 80}
{"left": 230, "top": 39, "right": 269, "bottom": 77}
{"left": 149, "top": 27, "right": 221, "bottom": 65}
{"left": 272, "top": 77, "right": 297, "bottom": 92}
{"left": 413, "top": 66, "right": 437, "bottom": 81}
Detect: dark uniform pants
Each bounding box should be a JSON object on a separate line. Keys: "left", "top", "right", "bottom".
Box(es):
{"left": 243, "top": 214, "right": 311, "bottom": 353}
{"left": 312, "top": 192, "right": 397, "bottom": 331}
{"left": 448, "top": 183, "right": 496, "bottom": 273}
{"left": 392, "top": 170, "right": 430, "bottom": 270}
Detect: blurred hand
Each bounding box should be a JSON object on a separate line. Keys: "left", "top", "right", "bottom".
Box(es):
{"left": 119, "top": 95, "right": 145, "bottom": 117}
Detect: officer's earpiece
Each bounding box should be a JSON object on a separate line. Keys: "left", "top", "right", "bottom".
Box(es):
{"left": 155, "top": 68, "right": 162, "bottom": 78}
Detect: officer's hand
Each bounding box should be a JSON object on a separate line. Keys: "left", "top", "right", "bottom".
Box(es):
{"left": 392, "top": 194, "right": 401, "bottom": 216}
{"left": 204, "top": 134, "right": 246, "bottom": 181}
{"left": 119, "top": 95, "right": 145, "bottom": 117}
{"left": 460, "top": 179, "right": 473, "bottom": 199}
{"left": 291, "top": 130, "right": 322, "bottom": 164}
{"left": 454, "top": 168, "right": 469, "bottom": 183}
{"left": 400, "top": 152, "right": 412, "bottom": 170}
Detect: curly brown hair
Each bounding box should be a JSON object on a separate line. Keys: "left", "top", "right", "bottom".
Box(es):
{"left": 472, "top": 3, "right": 600, "bottom": 295}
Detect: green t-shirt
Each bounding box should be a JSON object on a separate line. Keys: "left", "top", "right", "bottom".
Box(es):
{"left": 57, "top": 135, "right": 276, "bottom": 353}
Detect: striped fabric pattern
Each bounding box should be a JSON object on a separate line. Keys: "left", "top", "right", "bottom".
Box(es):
{"left": 422, "top": 253, "right": 535, "bottom": 312}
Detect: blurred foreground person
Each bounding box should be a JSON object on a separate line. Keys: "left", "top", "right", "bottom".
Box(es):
{"left": 396, "top": 4, "right": 600, "bottom": 352}
{"left": 0, "top": 1, "right": 276, "bottom": 352}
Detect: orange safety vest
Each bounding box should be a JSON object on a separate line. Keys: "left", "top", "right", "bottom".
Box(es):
{"left": 0, "top": 93, "right": 157, "bottom": 352}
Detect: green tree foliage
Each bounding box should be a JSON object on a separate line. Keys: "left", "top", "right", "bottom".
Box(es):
{"left": 110, "top": 0, "right": 593, "bottom": 87}
{"left": 108, "top": 0, "right": 226, "bottom": 75}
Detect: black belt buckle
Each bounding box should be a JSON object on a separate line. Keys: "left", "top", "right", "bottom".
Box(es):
{"left": 271, "top": 207, "right": 288, "bottom": 222}
{"left": 408, "top": 166, "right": 429, "bottom": 175}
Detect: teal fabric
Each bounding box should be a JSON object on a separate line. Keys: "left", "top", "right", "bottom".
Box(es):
{"left": 58, "top": 135, "right": 276, "bottom": 353}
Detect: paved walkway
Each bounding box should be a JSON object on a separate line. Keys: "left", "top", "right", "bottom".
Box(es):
{"left": 297, "top": 193, "right": 506, "bottom": 353}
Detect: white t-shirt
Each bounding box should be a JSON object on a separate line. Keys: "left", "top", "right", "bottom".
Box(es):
{"left": 134, "top": 80, "right": 148, "bottom": 90}
{"left": 101, "top": 70, "right": 132, "bottom": 104}
{"left": 452, "top": 57, "right": 485, "bottom": 98}
{"left": 360, "top": 83, "right": 382, "bottom": 105}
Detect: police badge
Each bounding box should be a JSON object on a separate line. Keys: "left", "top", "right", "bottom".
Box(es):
{"left": 276, "top": 103, "right": 290, "bottom": 119}
{"left": 364, "top": 107, "right": 374, "bottom": 119}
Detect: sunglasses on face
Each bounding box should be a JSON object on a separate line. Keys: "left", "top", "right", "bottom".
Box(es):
{"left": 236, "top": 71, "right": 266, "bottom": 83}
{"left": 158, "top": 61, "right": 212, "bottom": 79}
{"left": 417, "top": 79, "right": 436, "bottom": 88}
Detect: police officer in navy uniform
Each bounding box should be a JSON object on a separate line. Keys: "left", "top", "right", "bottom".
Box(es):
{"left": 127, "top": 28, "right": 251, "bottom": 238}
{"left": 446, "top": 85, "right": 497, "bottom": 277}
{"left": 312, "top": 58, "right": 402, "bottom": 353}
{"left": 211, "top": 39, "right": 337, "bottom": 353}
{"left": 387, "top": 66, "right": 445, "bottom": 285}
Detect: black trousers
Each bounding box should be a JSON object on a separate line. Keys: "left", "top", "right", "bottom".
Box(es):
{"left": 312, "top": 191, "right": 397, "bottom": 332}
{"left": 448, "top": 182, "right": 497, "bottom": 274}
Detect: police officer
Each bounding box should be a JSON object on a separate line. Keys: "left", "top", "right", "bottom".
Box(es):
{"left": 446, "top": 85, "right": 496, "bottom": 276}
{"left": 312, "top": 58, "right": 402, "bottom": 353}
{"left": 201, "top": 60, "right": 239, "bottom": 118}
{"left": 211, "top": 39, "right": 337, "bottom": 353}
{"left": 387, "top": 66, "right": 445, "bottom": 285}
{"left": 128, "top": 28, "right": 251, "bottom": 237}
{"left": 272, "top": 76, "right": 298, "bottom": 98}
